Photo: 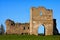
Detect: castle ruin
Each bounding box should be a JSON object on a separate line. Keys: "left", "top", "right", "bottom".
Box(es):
{"left": 5, "top": 7, "right": 59, "bottom": 35}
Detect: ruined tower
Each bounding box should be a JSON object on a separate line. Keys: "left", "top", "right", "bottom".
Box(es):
{"left": 30, "top": 7, "right": 53, "bottom": 35}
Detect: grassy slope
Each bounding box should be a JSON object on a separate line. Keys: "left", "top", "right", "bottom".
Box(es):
{"left": 0, "top": 35, "right": 60, "bottom": 40}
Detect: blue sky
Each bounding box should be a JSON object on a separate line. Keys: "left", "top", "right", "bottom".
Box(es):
{"left": 0, "top": 0, "right": 60, "bottom": 33}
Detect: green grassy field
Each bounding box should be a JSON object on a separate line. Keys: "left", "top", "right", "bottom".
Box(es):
{"left": 0, "top": 34, "right": 60, "bottom": 40}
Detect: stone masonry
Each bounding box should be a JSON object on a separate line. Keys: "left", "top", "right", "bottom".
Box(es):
{"left": 5, "top": 7, "right": 59, "bottom": 35}
{"left": 30, "top": 7, "right": 53, "bottom": 35}
{"left": 5, "top": 19, "right": 30, "bottom": 35}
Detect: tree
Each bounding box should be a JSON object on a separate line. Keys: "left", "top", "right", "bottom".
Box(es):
{"left": 0, "top": 24, "right": 5, "bottom": 34}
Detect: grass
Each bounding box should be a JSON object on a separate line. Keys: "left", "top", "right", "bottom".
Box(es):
{"left": 0, "top": 34, "right": 60, "bottom": 40}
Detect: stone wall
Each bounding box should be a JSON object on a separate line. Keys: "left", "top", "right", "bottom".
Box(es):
{"left": 30, "top": 7, "right": 53, "bottom": 35}
{"left": 5, "top": 7, "right": 59, "bottom": 35}
{"left": 5, "top": 19, "right": 30, "bottom": 35}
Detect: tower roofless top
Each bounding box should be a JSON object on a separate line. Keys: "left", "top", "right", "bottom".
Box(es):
{"left": 31, "top": 7, "right": 52, "bottom": 12}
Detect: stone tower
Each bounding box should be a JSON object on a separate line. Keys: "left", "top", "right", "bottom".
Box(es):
{"left": 30, "top": 7, "right": 53, "bottom": 35}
